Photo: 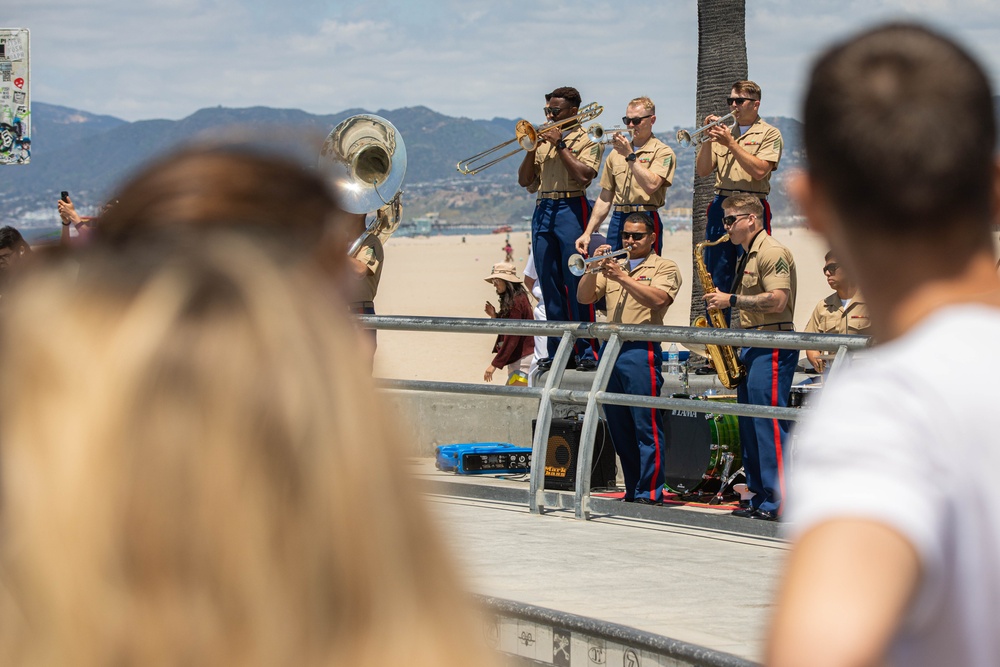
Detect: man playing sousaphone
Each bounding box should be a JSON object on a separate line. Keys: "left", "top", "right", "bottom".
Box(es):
{"left": 576, "top": 96, "right": 676, "bottom": 256}
{"left": 577, "top": 213, "right": 682, "bottom": 504}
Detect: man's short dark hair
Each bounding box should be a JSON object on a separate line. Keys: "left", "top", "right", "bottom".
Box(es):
{"left": 803, "top": 23, "right": 995, "bottom": 249}
{"left": 545, "top": 86, "right": 582, "bottom": 109}
{"left": 0, "top": 226, "right": 29, "bottom": 252}
{"left": 623, "top": 212, "right": 654, "bottom": 233}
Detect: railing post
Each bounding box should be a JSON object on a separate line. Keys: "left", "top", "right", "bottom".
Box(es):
{"left": 528, "top": 332, "right": 576, "bottom": 514}
{"left": 574, "top": 333, "right": 621, "bottom": 520}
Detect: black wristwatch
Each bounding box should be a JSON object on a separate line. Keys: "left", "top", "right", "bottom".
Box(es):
{"left": 626, "top": 152, "right": 637, "bottom": 163}
{"left": 555, "top": 139, "right": 568, "bottom": 150}
{"left": 729, "top": 294, "right": 738, "bottom": 307}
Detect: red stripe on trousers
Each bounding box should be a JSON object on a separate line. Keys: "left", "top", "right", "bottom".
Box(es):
{"left": 770, "top": 348, "right": 785, "bottom": 515}
{"left": 647, "top": 342, "right": 661, "bottom": 497}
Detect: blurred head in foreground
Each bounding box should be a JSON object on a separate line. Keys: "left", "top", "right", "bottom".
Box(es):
{"left": 0, "top": 236, "right": 491, "bottom": 667}
{"left": 97, "top": 141, "right": 352, "bottom": 285}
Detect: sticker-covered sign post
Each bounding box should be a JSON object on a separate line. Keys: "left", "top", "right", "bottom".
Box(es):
{"left": 0, "top": 28, "right": 30, "bottom": 165}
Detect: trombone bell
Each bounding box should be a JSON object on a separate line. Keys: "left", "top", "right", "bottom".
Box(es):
{"left": 568, "top": 248, "right": 630, "bottom": 276}
{"left": 457, "top": 102, "right": 604, "bottom": 175}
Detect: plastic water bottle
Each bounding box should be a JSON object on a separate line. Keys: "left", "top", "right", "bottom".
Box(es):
{"left": 667, "top": 343, "right": 680, "bottom": 377}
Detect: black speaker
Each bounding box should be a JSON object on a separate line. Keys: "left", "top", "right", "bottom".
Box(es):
{"left": 532, "top": 418, "right": 618, "bottom": 491}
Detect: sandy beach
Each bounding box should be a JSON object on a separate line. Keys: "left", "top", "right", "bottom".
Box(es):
{"left": 372, "top": 227, "right": 836, "bottom": 383}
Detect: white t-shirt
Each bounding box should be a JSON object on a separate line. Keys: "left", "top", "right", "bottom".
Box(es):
{"left": 786, "top": 305, "right": 1000, "bottom": 667}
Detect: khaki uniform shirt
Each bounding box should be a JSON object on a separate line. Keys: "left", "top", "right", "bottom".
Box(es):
{"left": 598, "top": 135, "right": 676, "bottom": 207}
{"left": 804, "top": 292, "right": 871, "bottom": 335}
{"left": 735, "top": 230, "right": 796, "bottom": 329}
{"left": 592, "top": 253, "right": 682, "bottom": 326}
{"left": 353, "top": 235, "right": 383, "bottom": 303}
{"left": 709, "top": 117, "right": 783, "bottom": 194}
{"left": 531, "top": 125, "right": 603, "bottom": 195}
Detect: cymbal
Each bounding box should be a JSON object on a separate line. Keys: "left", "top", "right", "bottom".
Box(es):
{"left": 683, "top": 343, "right": 710, "bottom": 359}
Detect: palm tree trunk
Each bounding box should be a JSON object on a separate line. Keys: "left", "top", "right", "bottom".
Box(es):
{"left": 690, "top": 0, "right": 747, "bottom": 325}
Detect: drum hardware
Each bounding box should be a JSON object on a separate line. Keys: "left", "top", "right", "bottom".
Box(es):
{"left": 790, "top": 383, "right": 822, "bottom": 408}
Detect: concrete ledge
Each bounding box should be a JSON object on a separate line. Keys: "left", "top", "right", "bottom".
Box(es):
{"left": 384, "top": 389, "right": 540, "bottom": 456}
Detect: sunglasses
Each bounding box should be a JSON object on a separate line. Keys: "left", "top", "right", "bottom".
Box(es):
{"left": 823, "top": 263, "right": 841, "bottom": 275}
{"left": 622, "top": 114, "right": 652, "bottom": 126}
{"left": 544, "top": 106, "right": 569, "bottom": 116}
{"left": 722, "top": 213, "right": 753, "bottom": 227}
{"left": 621, "top": 231, "right": 649, "bottom": 241}
{"left": 726, "top": 97, "right": 756, "bottom": 106}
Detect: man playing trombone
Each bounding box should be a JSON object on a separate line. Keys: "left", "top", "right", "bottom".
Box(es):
{"left": 695, "top": 80, "right": 783, "bottom": 298}
{"left": 576, "top": 97, "right": 676, "bottom": 257}
{"left": 577, "top": 213, "right": 682, "bottom": 504}
{"left": 518, "top": 86, "right": 604, "bottom": 371}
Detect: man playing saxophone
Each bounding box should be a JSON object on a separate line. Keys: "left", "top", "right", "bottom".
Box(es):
{"left": 577, "top": 213, "right": 682, "bottom": 504}
{"left": 702, "top": 194, "right": 796, "bottom": 521}
{"left": 575, "top": 96, "right": 676, "bottom": 256}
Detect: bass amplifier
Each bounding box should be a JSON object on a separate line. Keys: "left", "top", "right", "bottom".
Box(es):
{"left": 532, "top": 418, "right": 617, "bottom": 491}
{"left": 434, "top": 442, "right": 532, "bottom": 475}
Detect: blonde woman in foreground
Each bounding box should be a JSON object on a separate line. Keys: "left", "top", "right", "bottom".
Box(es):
{"left": 0, "top": 234, "right": 495, "bottom": 667}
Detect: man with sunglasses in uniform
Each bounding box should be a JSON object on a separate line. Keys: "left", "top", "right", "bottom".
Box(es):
{"left": 695, "top": 80, "right": 783, "bottom": 302}
{"left": 519, "top": 86, "right": 604, "bottom": 371}
{"left": 575, "top": 96, "right": 676, "bottom": 257}
{"left": 578, "top": 213, "right": 682, "bottom": 504}
{"left": 702, "top": 194, "right": 796, "bottom": 521}
{"left": 802, "top": 251, "right": 870, "bottom": 373}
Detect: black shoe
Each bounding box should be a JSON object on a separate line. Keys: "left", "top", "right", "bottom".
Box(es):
{"left": 576, "top": 357, "right": 599, "bottom": 372}
{"left": 738, "top": 499, "right": 751, "bottom": 510}
{"left": 731, "top": 506, "right": 756, "bottom": 518}
{"left": 537, "top": 358, "right": 553, "bottom": 371}
{"left": 633, "top": 497, "right": 661, "bottom": 506}
{"left": 752, "top": 509, "right": 779, "bottom": 521}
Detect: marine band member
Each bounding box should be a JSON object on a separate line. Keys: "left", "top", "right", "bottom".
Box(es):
{"left": 702, "top": 194, "right": 796, "bottom": 521}
{"left": 577, "top": 213, "right": 682, "bottom": 504}
{"left": 518, "top": 86, "right": 604, "bottom": 371}
{"left": 803, "top": 251, "right": 870, "bottom": 373}
{"left": 695, "top": 80, "right": 783, "bottom": 300}
{"left": 575, "top": 97, "right": 676, "bottom": 257}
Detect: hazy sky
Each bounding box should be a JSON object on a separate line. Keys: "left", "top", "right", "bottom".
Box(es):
{"left": 7, "top": 0, "right": 1000, "bottom": 127}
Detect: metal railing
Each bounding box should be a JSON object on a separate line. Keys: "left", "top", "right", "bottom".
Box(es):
{"left": 363, "top": 315, "right": 870, "bottom": 520}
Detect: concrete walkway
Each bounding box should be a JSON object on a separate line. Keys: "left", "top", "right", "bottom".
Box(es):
{"left": 415, "top": 461, "right": 788, "bottom": 664}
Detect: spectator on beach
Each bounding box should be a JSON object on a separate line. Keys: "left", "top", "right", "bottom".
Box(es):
{"left": 95, "top": 143, "right": 351, "bottom": 290}
{"left": 0, "top": 225, "right": 31, "bottom": 298}
{"left": 523, "top": 249, "right": 547, "bottom": 385}
{"left": 57, "top": 195, "right": 100, "bottom": 245}
{"left": 503, "top": 240, "right": 514, "bottom": 262}
{"left": 483, "top": 262, "right": 534, "bottom": 386}
{"left": 802, "top": 250, "right": 870, "bottom": 373}
{"left": 0, "top": 236, "right": 496, "bottom": 667}
{"left": 768, "top": 23, "right": 1000, "bottom": 667}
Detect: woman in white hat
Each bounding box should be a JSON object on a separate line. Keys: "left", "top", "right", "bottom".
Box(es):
{"left": 483, "top": 262, "right": 534, "bottom": 385}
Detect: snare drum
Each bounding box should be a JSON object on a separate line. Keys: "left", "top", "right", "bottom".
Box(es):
{"left": 663, "top": 408, "right": 742, "bottom": 494}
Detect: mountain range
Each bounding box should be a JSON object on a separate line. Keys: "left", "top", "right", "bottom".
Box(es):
{"left": 45, "top": 97, "right": 1000, "bottom": 231}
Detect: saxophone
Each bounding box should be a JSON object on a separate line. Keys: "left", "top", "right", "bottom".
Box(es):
{"left": 693, "top": 234, "right": 747, "bottom": 389}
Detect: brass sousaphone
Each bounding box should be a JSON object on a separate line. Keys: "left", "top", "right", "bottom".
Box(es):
{"left": 319, "top": 114, "right": 407, "bottom": 256}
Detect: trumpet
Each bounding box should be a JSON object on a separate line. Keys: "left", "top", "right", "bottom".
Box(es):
{"left": 456, "top": 102, "right": 604, "bottom": 175}
{"left": 568, "top": 248, "right": 630, "bottom": 277}
{"left": 675, "top": 112, "right": 737, "bottom": 148}
{"left": 586, "top": 123, "right": 632, "bottom": 145}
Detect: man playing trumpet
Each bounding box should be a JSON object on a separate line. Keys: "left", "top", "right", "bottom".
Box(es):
{"left": 576, "top": 97, "right": 676, "bottom": 257}
{"left": 695, "top": 81, "right": 783, "bottom": 297}
{"left": 577, "top": 213, "right": 682, "bottom": 504}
